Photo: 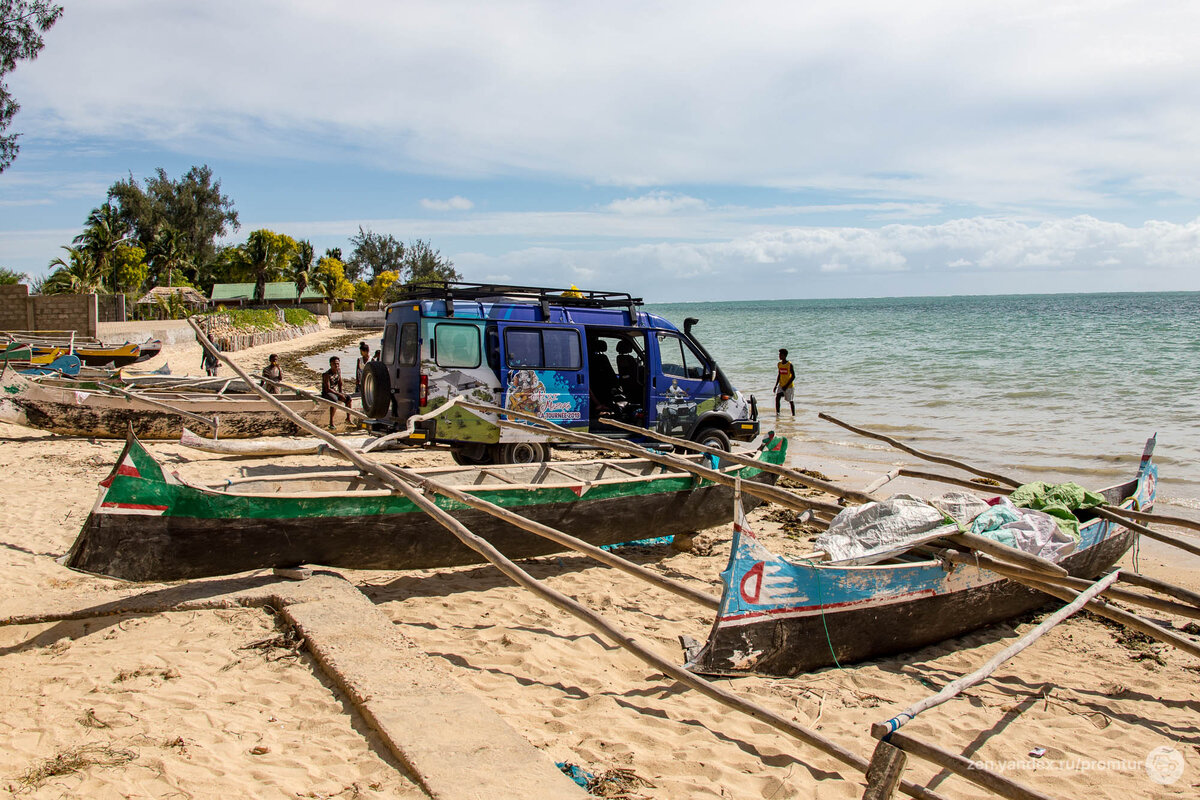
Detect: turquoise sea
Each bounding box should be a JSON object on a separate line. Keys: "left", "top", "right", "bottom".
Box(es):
{"left": 649, "top": 292, "right": 1200, "bottom": 510}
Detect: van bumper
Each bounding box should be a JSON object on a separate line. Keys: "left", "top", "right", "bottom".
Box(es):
{"left": 729, "top": 420, "right": 759, "bottom": 442}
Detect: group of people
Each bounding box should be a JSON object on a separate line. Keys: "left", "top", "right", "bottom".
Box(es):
{"left": 248, "top": 341, "right": 378, "bottom": 429}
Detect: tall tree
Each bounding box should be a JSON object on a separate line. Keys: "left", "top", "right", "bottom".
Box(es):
{"left": 0, "top": 266, "right": 26, "bottom": 284}
{"left": 108, "top": 165, "right": 239, "bottom": 273}
{"left": 146, "top": 227, "right": 191, "bottom": 288}
{"left": 403, "top": 239, "right": 459, "bottom": 284}
{"left": 0, "top": 1, "right": 61, "bottom": 173}
{"left": 43, "top": 245, "right": 101, "bottom": 294}
{"left": 241, "top": 229, "right": 295, "bottom": 302}
{"left": 73, "top": 201, "right": 128, "bottom": 292}
{"left": 346, "top": 227, "right": 404, "bottom": 282}
{"left": 290, "top": 239, "right": 315, "bottom": 299}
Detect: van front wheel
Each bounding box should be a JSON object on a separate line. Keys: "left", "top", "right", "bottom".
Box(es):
{"left": 694, "top": 427, "right": 731, "bottom": 452}
{"left": 495, "top": 442, "right": 549, "bottom": 464}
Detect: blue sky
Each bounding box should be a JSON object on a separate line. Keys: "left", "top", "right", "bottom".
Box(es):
{"left": 3, "top": 0, "right": 1200, "bottom": 302}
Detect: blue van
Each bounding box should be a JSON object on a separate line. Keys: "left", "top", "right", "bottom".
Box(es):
{"left": 360, "top": 283, "right": 759, "bottom": 464}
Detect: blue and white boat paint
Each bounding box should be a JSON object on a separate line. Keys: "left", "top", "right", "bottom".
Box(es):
{"left": 690, "top": 438, "right": 1158, "bottom": 677}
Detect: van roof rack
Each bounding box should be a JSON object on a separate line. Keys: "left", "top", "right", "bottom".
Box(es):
{"left": 392, "top": 281, "right": 643, "bottom": 309}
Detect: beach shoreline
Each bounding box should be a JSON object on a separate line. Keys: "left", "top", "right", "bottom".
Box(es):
{"left": 1, "top": 326, "right": 1196, "bottom": 798}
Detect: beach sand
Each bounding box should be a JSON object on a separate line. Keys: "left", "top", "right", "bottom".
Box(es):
{"left": 1, "top": 327, "right": 1197, "bottom": 797}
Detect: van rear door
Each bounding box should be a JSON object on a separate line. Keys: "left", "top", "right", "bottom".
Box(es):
{"left": 497, "top": 323, "right": 588, "bottom": 434}
{"left": 384, "top": 308, "right": 420, "bottom": 424}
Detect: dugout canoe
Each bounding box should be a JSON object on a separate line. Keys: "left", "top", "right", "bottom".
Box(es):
{"left": 0, "top": 368, "right": 342, "bottom": 439}
{"left": 689, "top": 439, "right": 1158, "bottom": 677}
{"left": 63, "top": 433, "right": 789, "bottom": 582}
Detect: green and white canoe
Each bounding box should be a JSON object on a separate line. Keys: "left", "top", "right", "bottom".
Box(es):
{"left": 65, "top": 433, "right": 789, "bottom": 582}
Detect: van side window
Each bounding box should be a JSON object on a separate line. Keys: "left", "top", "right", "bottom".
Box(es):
{"left": 434, "top": 323, "right": 481, "bottom": 368}
{"left": 382, "top": 324, "right": 398, "bottom": 364}
{"left": 658, "top": 333, "right": 707, "bottom": 380}
{"left": 398, "top": 323, "right": 418, "bottom": 366}
{"left": 504, "top": 328, "right": 581, "bottom": 370}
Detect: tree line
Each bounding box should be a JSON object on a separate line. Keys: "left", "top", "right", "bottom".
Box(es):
{"left": 8, "top": 165, "right": 460, "bottom": 308}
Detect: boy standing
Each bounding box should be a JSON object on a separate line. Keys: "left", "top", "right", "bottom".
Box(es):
{"left": 774, "top": 348, "right": 795, "bottom": 416}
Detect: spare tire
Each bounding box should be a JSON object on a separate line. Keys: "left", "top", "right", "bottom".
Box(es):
{"left": 361, "top": 361, "right": 392, "bottom": 418}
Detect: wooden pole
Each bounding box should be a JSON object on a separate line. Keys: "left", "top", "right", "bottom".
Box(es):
{"left": 184, "top": 317, "right": 949, "bottom": 800}
{"left": 1118, "top": 570, "right": 1200, "bottom": 609}
{"left": 863, "top": 469, "right": 901, "bottom": 495}
{"left": 818, "top": 412, "right": 1022, "bottom": 487}
{"left": 925, "top": 548, "right": 1200, "bottom": 621}
{"left": 1091, "top": 506, "right": 1200, "bottom": 559}
{"left": 872, "top": 570, "right": 1121, "bottom": 739}
{"left": 862, "top": 740, "right": 907, "bottom": 800}
{"left": 897, "top": 468, "right": 1015, "bottom": 495}
{"left": 1098, "top": 504, "right": 1200, "bottom": 536}
{"left": 459, "top": 400, "right": 846, "bottom": 516}
{"left": 258, "top": 374, "right": 370, "bottom": 421}
{"left": 470, "top": 401, "right": 1073, "bottom": 578}
{"left": 884, "top": 730, "right": 1055, "bottom": 800}
{"left": 926, "top": 547, "right": 1200, "bottom": 660}
{"left": 600, "top": 417, "right": 878, "bottom": 504}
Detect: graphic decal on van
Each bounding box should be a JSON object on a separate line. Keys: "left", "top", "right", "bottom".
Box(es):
{"left": 504, "top": 369, "right": 584, "bottom": 423}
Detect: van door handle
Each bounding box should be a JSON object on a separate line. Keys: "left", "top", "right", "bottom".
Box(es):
{"left": 577, "top": 374, "right": 584, "bottom": 384}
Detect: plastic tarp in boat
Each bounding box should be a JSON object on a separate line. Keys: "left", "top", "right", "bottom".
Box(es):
{"left": 969, "top": 497, "right": 1078, "bottom": 561}
{"left": 816, "top": 495, "right": 954, "bottom": 565}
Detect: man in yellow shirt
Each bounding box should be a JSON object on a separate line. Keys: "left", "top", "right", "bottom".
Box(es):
{"left": 774, "top": 348, "right": 795, "bottom": 416}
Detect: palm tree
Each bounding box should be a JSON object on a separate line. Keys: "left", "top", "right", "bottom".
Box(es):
{"left": 245, "top": 230, "right": 276, "bottom": 303}
{"left": 290, "top": 239, "right": 315, "bottom": 300}
{"left": 73, "top": 202, "right": 128, "bottom": 292}
{"left": 44, "top": 246, "right": 103, "bottom": 294}
{"left": 147, "top": 227, "right": 191, "bottom": 288}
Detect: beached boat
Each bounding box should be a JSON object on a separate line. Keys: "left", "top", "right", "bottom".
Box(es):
{"left": 0, "top": 368, "right": 340, "bottom": 439}
{"left": 689, "top": 443, "right": 1157, "bottom": 677}
{"left": 63, "top": 433, "right": 789, "bottom": 582}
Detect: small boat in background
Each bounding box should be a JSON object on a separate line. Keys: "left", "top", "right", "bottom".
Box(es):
{"left": 64, "top": 433, "right": 789, "bottom": 581}
{"left": 688, "top": 441, "right": 1157, "bottom": 677}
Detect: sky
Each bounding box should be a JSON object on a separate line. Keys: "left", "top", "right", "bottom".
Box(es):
{"left": 3, "top": 0, "right": 1200, "bottom": 302}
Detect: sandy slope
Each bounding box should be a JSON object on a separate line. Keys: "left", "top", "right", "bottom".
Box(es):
{"left": 0, "top": 328, "right": 1197, "bottom": 798}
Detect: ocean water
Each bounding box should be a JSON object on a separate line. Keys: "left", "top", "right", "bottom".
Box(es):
{"left": 649, "top": 292, "right": 1200, "bottom": 510}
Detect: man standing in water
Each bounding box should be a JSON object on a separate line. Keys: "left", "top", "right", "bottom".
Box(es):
{"left": 321, "top": 356, "right": 353, "bottom": 428}
{"left": 774, "top": 348, "right": 795, "bottom": 416}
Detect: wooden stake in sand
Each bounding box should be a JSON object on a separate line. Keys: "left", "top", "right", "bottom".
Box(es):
{"left": 185, "top": 317, "right": 950, "bottom": 800}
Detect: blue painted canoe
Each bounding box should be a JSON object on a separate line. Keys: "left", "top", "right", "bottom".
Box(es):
{"left": 691, "top": 441, "right": 1158, "bottom": 677}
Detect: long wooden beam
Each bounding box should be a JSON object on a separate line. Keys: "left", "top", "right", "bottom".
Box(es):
{"left": 873, "top": 571, "right": 1121, "bottom": 738}
{"left": 103, "top": 383, "right": 218, "bottom": 431}
{"left": 884, "top": 731, "right": 1055, "bottom": 800}
{"left": 818, "top": 412, "right": 1022, "bottom": 487}
{"left": 185, "top": 317, "right": 949, "bottom": 800}
{"left": 600, "top": 417, "right": 878, "bottom": 504}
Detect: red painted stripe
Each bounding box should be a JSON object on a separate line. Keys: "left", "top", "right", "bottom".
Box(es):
{"left": 720, "top": 587, "right": 939, "bottom": 623}
{"left": 100, "top": 502, "right": 168, "bottom": 512}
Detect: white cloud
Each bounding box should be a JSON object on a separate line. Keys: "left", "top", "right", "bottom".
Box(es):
{"left": 421, "top": 196, "right": 474, "bottom": 211}
{"left": 607, "top": 192, "right": 706, "bottom": 215}
{"left": 10, "top": 1, "right": 1200, "bottom": 211}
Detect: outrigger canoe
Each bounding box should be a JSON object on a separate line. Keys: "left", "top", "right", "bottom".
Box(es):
{"left": 64, "top": 433, "right": 789, "bottom": 582}
{"left": 689, "top": 439, "right": 1157, "bottom": 677}
{"left": 0, "top": 368, "right": 339, "bottom": 439}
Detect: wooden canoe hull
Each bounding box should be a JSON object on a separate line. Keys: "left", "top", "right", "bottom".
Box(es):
{"left": 65, "top": 434, "right": 789, "bottom": 582}
{"left": 0, "top": 370, "right": 333, "bottom": 439}
{"left": 692, "top": 459, "right": 1156, "bottom": 677}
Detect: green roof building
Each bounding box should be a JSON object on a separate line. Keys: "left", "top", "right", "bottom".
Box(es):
{"left": 209, "top": 282, "right": 326, "bottom": 305}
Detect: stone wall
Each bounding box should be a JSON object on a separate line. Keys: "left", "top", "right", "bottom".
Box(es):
{"left": 0, "top": 285, "right": 99, "bottom": 337}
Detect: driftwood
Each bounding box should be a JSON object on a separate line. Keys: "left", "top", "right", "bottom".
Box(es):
{"left": 186, "top": 318, "right": 949, "bottom": 800}
{"left": 873, "top": 570, "right": 1121, "bottom": 739}
{"left": 862, "top": 740, "right": 907, "bottom": 800}
{"left": 818, "top": 412, "right": 1022, "bottom": 487}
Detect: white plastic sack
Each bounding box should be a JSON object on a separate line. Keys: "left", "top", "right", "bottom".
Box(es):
{"left": 970, "top": 497, "right": 1077, "bottom": 562}
{"left": 816, "top": 497, "right": 950, "bottom": 565}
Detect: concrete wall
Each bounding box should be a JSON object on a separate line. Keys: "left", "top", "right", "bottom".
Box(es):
{"left": 331, "top": 310, "right": 386, "bottom": 328}
{"left": 0, "top": 285, "right": 98, "bottom": 337}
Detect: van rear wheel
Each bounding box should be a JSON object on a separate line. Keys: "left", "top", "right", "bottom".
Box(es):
{"left": 495, "top": 442, "right": 549, "bottom": 464}
{"left": 694, "top": 427, "right": 731, "bottom": 452}
{"left": 450, "top": 444, "right": 494, "bottom": 466}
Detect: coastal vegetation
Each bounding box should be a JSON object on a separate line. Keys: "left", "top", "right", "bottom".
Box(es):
{"left": 33, "top": 164, "right": 461, "bottom": 317}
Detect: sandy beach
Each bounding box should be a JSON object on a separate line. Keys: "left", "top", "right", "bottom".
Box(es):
{"left": 1, "top": 326, "right": 1197, "bottom": 798}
